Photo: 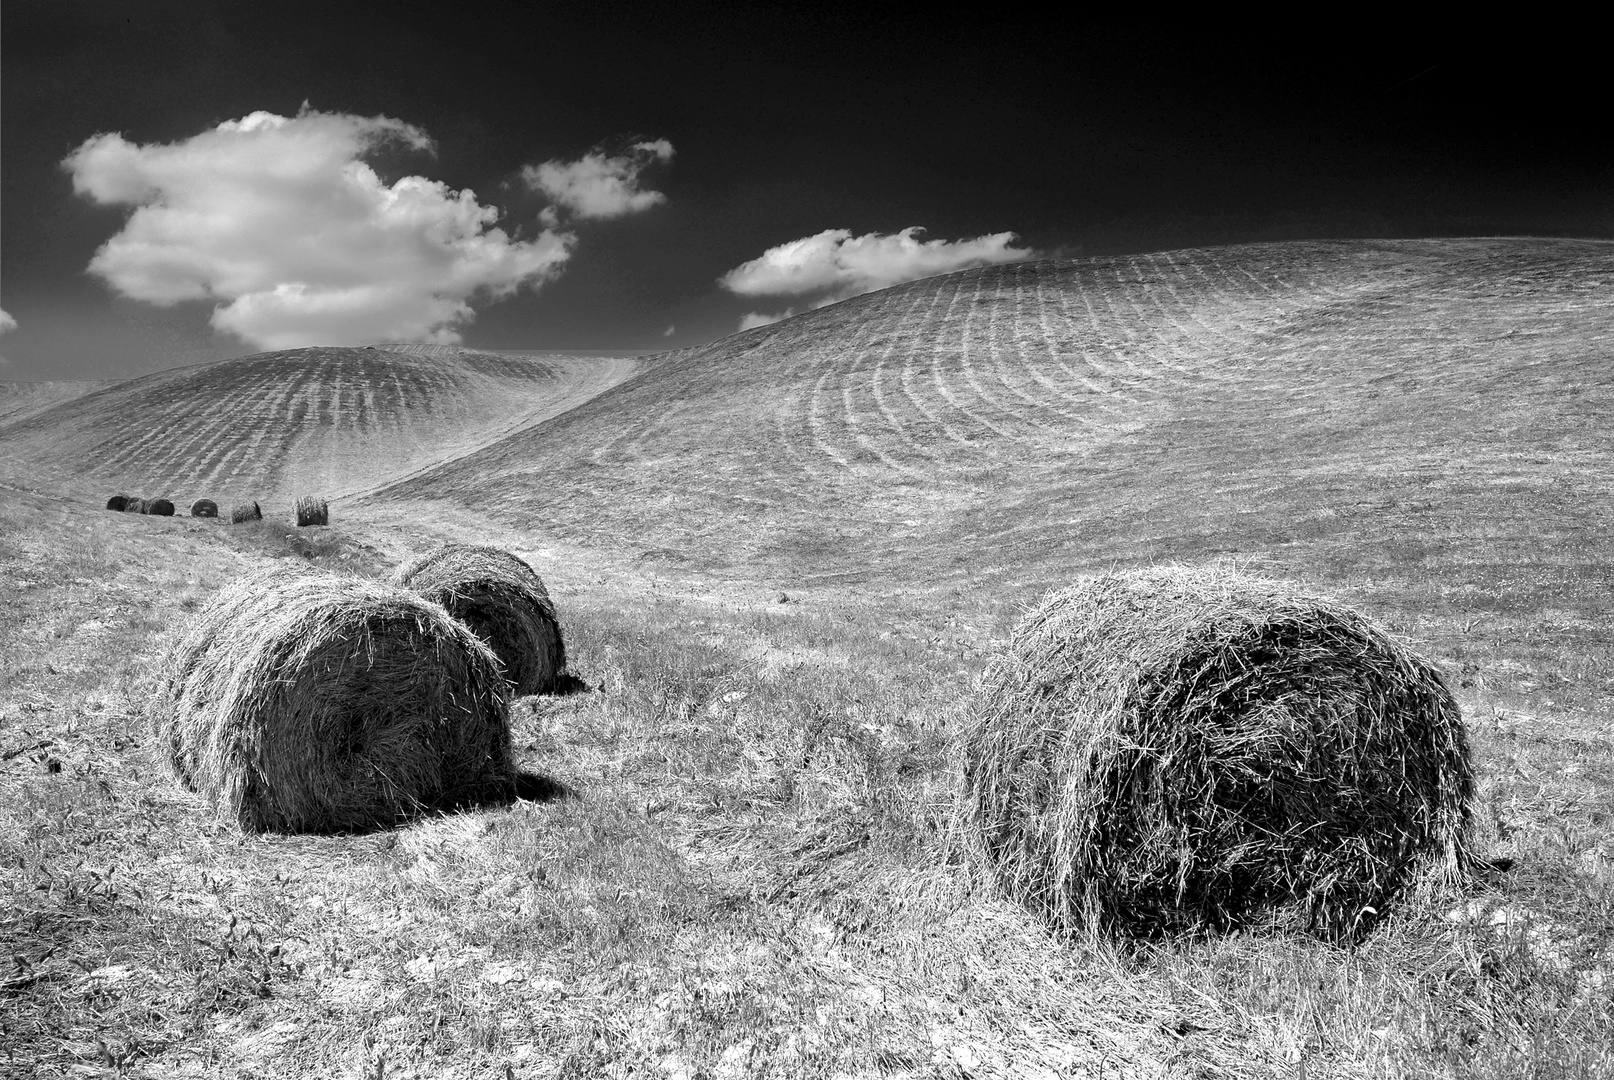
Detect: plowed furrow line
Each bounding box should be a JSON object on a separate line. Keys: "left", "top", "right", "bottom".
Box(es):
{"left": 866, "top": 290, "right": 946, "bottom": 470}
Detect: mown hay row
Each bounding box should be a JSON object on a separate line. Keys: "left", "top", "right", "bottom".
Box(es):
{"left": 963, "top": 565, "right": 1473, "bottom": 941}
{"left": 149, "top": 567, "right": 515, "bottom": 833}
{"left": 295, "top": 496, "right": 329, "bottom": 527}
{"left": 191, "top": 499, "right": 218, "bottom": 518}
{"left": 230, "top": 502, "right": 262, "bottom": 524}
{"left": 391, "top": 545, "right": 566, "bottom": 696}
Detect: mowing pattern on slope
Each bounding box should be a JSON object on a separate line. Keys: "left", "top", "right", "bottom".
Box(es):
{"left": 380, "top": 238, "right": 1614, "bottom": 595}
{"left": 0, "top": 347, "right": 579, "bottom": 507}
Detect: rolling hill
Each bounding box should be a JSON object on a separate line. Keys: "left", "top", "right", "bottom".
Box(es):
{"left": 0, "top": 345, "right": 641, "bottom": 509}
{"left": 374, "top": 238, "right": 1614, "bottom": 622}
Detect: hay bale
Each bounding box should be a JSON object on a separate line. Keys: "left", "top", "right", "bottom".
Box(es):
{"left": 191, "top": 499, "right": 218, "bottom": 518}
{"left": 391, "top": 545, "right": 566, "bottom": 696}
{"left": 150, "top": 567, "right": 514, "bottom": 833}
{"left": 126, "top": 498, "right": 150, "bottom": 514}
{"left": 230, "top": 502, "right": 262, "bottom": 524}
{"left": 106, "top": 494, "right": 130, "bottom": 512}
{"left": 295, "top": 496, "right": 329, "bottom": 527}
{"left": 963, "top": 565, "right": 1472, "bottom": 941}
{"left": 148, "top": 498, "right": 176, "bottom": 517}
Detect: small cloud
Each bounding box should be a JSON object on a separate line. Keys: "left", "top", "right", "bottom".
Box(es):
{"left": 0, "top": 308, "right": 16, "bottom": 334}
{"left": 522, "top": 139, "right": 674, "bottom": 221}
{"left": 662, "top": 324, "right": 675, "bottom": 337}
{"left": 62, "top": 107, "right": 572, "bottom": 350}
{"left": 719, "top": 227, "right": 1035, "bottom": 308}
{"left": 738, "top": 309, "right": 796, "bottom": 331}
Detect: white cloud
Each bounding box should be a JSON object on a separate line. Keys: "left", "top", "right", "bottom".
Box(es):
{"left": 522, "top": 139, "right": 674, "bottom": 221}
{"left": 63, "top": 108, "right": 573, "bottom": 350}
{"left": 662, "top": 324, "right": 676, "bottom": 337}
{"left": 0, "top": 308, "right": 16, "bottom": 334}
{"left": 719, "top": 227, "right": 1034, "bottom": 309}
{"left": 737, "top": 309, "right": 796, "bottom": 331}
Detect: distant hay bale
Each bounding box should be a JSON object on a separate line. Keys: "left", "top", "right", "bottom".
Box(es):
{"left": 148, "top": 498, "right": 176, "bottom": 517}
{"left": 963, "top": 565, "right": 1473, "bottom": 941}
{"left": 126, "top": 498, "right": 150, "bottom": 514}
{"left": 295, "top": 496, "right": 329, "bottom": 527}
{"left": 106, "top": 495, "right": 130, "bottom": 512}
{"left": 230, "top": 502, "right": 262, "bottom": 524}
{"left": 391, "top": 545, "right": 566, "bottom": 696}
{"left": 191, "top": 499, "right": 218, "bottom": 518}
{"left": 150, "top": 568, "right": 515, "bottom": 833}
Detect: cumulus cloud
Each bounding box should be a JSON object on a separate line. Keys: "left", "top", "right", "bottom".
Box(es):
{"left": 523, "top": 139, "right": 674, "bottom": 223}
{"left": 720, "top": 227, "right": 1034, "bottom": 321}
{"left": 737, "top": 309, "right": 797, "bottom": 331}
{"left": 0, "top": 308, "right": 16, "bottom": 334}
{"left": 62, "top": 107, "right": 573, "bottom": 349}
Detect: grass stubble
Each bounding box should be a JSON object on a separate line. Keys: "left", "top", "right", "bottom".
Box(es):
{"left": 0, "top": 489, "right": 1609, "bottom": 1079}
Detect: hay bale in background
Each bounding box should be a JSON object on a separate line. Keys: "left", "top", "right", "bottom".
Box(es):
{"left": 148, "top": 498, "right": 176, "bottom": 517}
{"left": 391, "top": 544, "right": 566, "bottom": 695}
{"left": 106, "top": 495, "right": 130, "bottom": 512}
{"left": 126, "top": 498, "right": 150, "bottom": 514}
{"left": 230, "top": 502, "right": 262, "bottom": 524}
{"left": 963, "top": 565, "right": 1472, "bottom": 941}
{"left": 191, "top": 499, "right": 218, "bottom": 518}
{"left": 150, "top": 568, "right": 514, "bottom": 833}
{"left": 295, "top": 496, "right": 329, "bottom": 527}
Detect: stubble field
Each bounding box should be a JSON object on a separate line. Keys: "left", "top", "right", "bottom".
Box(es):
{"left": 2, "top": 237, "right": 1611, "bottom": 1078}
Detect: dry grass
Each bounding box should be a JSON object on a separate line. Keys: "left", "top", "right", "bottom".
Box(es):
{"left": 149, "top": 566, "right": 515, "bottom": 833}
{"left": 391, "top": 544, "right": 566, "bottom": 696}
{"left": 964, "top": 565, "right": 1473, "bottom": 942}
{"left": 294, "top": 496, "right": 328, "bottom": 527}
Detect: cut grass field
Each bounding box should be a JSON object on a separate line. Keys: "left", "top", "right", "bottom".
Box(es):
{"left": 2, "top": 237, "right": 1612, "bottom": 1077}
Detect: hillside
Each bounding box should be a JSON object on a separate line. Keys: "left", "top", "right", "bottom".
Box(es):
{"left": 0, "top": 379, "right": 113, "bottom": 427}
{"left": 377, "top": 239, "right": 1614, "bottom": 619}
{"left": 0, "top": 346, "right": 640, "bottom": 509}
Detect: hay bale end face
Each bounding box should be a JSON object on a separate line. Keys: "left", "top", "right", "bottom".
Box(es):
{"left": 150, "top": 568, "right": 514, "bottom": 833}
{"left": 191, "top": 499, "right": 219, "bottom": 518}
{"left": 295, "top": 496, "right": 329, "bottom": 527}
{"left": 148, "top": 498, "right": 176, "bottom": 517}
{"left": 230, "top": 502, "right": 262, "bottom": 524}
{"left": 106, "top": 494, "right": 130, "bottom": 512}
{"left": 963, "top": 565, "right": 1473, "bottom": 941}
{"left": 391, "top": 544, "right": 566, "bottom": 696}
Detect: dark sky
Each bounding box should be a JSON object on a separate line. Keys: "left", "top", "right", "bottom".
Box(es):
{"left": 3, "top": 2, "right": 1609, "bottom": 379}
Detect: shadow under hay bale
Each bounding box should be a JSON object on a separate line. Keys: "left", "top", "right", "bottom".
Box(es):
{"left": 150, "top": 567, "right": 515, "bottom": 833}
{"left": 391, "top": 544, "right": 567, "bottom": 696}
{"left": 106, "top": 494, "right": 130, "bottom": 512}
{"left": 295, "top": 495, "right": 329, "bottom": 527}
{"left": 963, "top": 565, "right": 1473, "bottom": 942}
{"left": 148, "top": 498, "right": 175, "bottom": 517}
{"left": 230, "top": 502, "right": 262, "bottom": 524}
{"left": 191, "top": 499, "right": 218, "bottom": 518}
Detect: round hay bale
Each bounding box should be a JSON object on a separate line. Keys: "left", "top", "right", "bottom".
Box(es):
{"left": 106, "top": 494, "right": 130, "bottom": 512}
{"left": 295, "top": 496, "right": 329, "bottom": 527}
{"left": 390, "top": 545, "right": 566, "bottom": 696}
{"left": 148, "top": 498, "right": 176, "bottom": 517}
{"left": 963, "top": 565, "right": 1473, "bottom": 941}
{"left": 230, "top": 502, "right": 262, "bottom": 524}
{"left": 126, "top": 497, "right": 151, "bottom": 514}
{"left": 150, "top": 567, "right": 514, "bottom": 833}
{"left": 191, "top": 499, "right": 219, "bottom": 518}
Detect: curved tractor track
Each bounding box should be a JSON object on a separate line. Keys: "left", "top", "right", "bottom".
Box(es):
{"left": 377, "top": 238, "right": 1614, "bottom": 600}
